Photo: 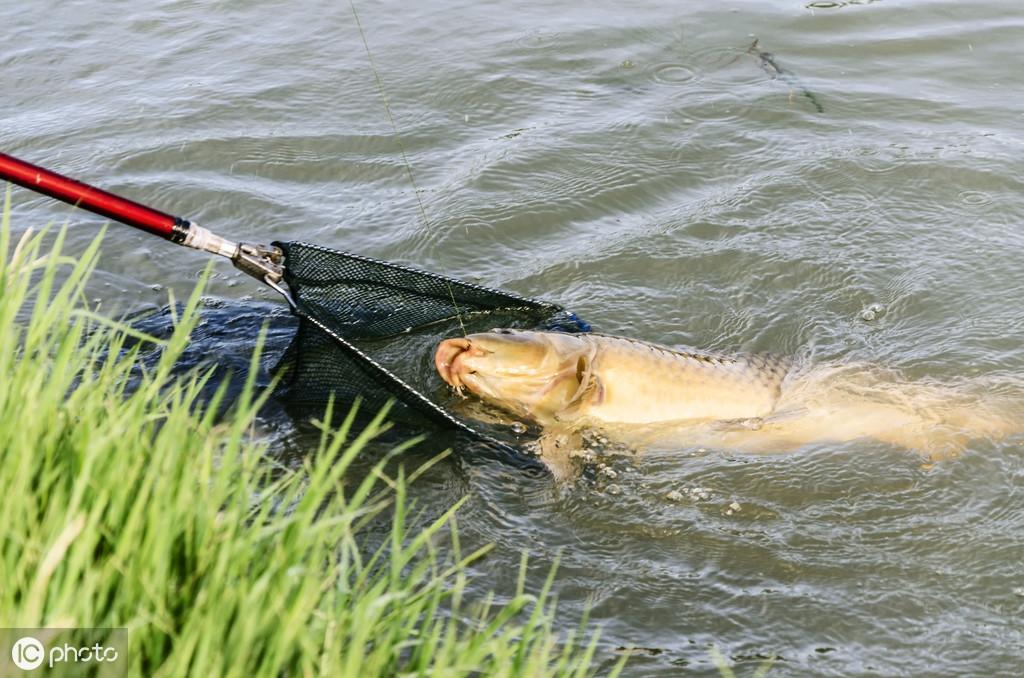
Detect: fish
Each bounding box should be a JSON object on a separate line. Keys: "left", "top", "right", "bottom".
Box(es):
{"left": 435, "top": 330, "right": 791, "bottom": 427}
{"left": 435, "top": 329, "right": 1020, "bottom": 476}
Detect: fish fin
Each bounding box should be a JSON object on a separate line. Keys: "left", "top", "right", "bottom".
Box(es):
{"left": 714, "top": 417, "right": 765, "bottom": 431}
{"left": 536, "top": 426, "right": 584, "bottom": 482}
{"left": 564, "top": 353, "right": 604, "bottom": 413}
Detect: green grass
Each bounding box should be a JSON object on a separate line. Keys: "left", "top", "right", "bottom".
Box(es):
{"left": 0, "top": 192, "right": 613, "bottom": 677}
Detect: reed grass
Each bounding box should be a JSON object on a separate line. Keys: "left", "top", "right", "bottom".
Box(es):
{"left": 0, "top": 192, "right": 609, "bottom": 677}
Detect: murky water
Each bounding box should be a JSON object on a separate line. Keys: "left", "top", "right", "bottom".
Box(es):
{"left": 5, "top": 0, "right": 1024, "bottom": 674}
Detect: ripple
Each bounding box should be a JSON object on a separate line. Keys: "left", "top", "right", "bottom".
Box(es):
{"left": 806, "top": 0, "right": 881, "bottom": 9}
{"left": 684, "top": 45, "right": 768, "bottom": 88}
{"left": 511, "top": 29, "right": 567, "bottom": 51}
{"left": 648, "top": 62, "right": 697, "bottom": 86}
{"left": 672, "top": 89, "right": 756, "bottom": 124}
{"left": 958, "top": 190, "right": 992, "bottom": 206}
{"left": 851, "top": 145, "right": 913, "bottom": 174}
{"left": 803, "top": 178, "right": 890, "bottom": 215}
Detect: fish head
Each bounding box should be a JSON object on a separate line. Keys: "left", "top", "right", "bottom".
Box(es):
{"left": 435, "top": 329, "right": 596, "bottom": 423}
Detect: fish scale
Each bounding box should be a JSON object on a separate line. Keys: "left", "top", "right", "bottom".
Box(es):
{"left": 581, "top": 334, "right": 792, "bottom": 424}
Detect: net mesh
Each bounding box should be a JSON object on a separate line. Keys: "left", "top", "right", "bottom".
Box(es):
{"left": 272, "top": 241, "right": 589, "bottom": 451}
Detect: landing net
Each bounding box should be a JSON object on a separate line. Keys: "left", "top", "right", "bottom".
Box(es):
{"left": 272, "top": 241, "right": 589, "bottom": 456}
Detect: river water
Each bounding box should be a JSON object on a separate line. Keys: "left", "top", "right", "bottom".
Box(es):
{"left": 4, "top": 0, "right": 1024, "bottom": 674}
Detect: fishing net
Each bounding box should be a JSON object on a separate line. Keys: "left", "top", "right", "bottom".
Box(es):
{"left": 271, "top": 241, "right": 589, "bottom": 459}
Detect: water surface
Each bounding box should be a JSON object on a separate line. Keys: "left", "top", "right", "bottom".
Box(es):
{"left": 4, "top": 0, "right": 1024, "bottom": 674}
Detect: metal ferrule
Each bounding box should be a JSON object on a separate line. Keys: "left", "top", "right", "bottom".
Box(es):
{"left": 181, "top": 222, "right": 286, "bottom": 287}
{"left": 182, "top": 223, "right": 240, "bottom": 259}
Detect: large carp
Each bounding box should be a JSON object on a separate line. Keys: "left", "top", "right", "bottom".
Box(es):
{"left": 435, "top": 329, "right": 1019, "bottom": 474}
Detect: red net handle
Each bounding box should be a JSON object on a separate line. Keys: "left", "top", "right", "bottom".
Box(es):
{"left": 0, "top": 151, "right": 189, "bottom": 242}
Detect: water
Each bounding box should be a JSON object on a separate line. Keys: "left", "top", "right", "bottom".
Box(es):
{"left": 4, "top": 0, "right": 1024, "bottom": 673}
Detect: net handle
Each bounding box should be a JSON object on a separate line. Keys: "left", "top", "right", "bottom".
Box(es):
{"left": 0, "top": 151, "right": 284, "bottom": 284}
{"left": 0, "top": 151, "right": 190, "bottom": 241}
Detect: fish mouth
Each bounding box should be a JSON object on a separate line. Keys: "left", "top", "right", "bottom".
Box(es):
{"left": 435, "top": 338, "right": 474, "bottom": 392}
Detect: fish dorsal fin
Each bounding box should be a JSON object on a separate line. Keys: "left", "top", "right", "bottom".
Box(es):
{"left": 584, "top": 332, "right": 740, "bottom": 367}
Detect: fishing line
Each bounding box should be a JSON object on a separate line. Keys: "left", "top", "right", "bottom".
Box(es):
{"left": 348, "top": 0, "right": 469, "bottom": 337}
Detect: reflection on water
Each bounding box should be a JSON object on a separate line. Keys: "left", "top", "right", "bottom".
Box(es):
{"left": 5, "top": 0, "right": 1024, "bottom": 673}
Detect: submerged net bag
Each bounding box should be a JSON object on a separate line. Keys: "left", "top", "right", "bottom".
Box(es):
{"left": 272, "top": 241, "right": 589, "bottom": 454}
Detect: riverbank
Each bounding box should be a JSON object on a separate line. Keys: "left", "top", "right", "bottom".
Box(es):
{"left": 0, "top": 202, "right": 608, "bottom": 676}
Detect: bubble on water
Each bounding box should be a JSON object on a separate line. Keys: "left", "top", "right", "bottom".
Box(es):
{"left": 674, "top": 486, "right": 712, "bottom": 502}
{"left": 693, "top": 487, "right": 712, "bottom": 501}
{"left": 510, "top": 421, "right": 527, "bottom": 435}
{"left": 606, "top": 484, "right": 622, "bottom": 495}
{"left": 859, "top": 302, "right": 886, "bottom": 322}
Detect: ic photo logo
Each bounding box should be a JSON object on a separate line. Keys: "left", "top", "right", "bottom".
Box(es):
{"left": 9, "top": 633, "right": 120, "bottom": 672}
{"left": 10, "top": 636, "right": 43, "bottom": 671}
